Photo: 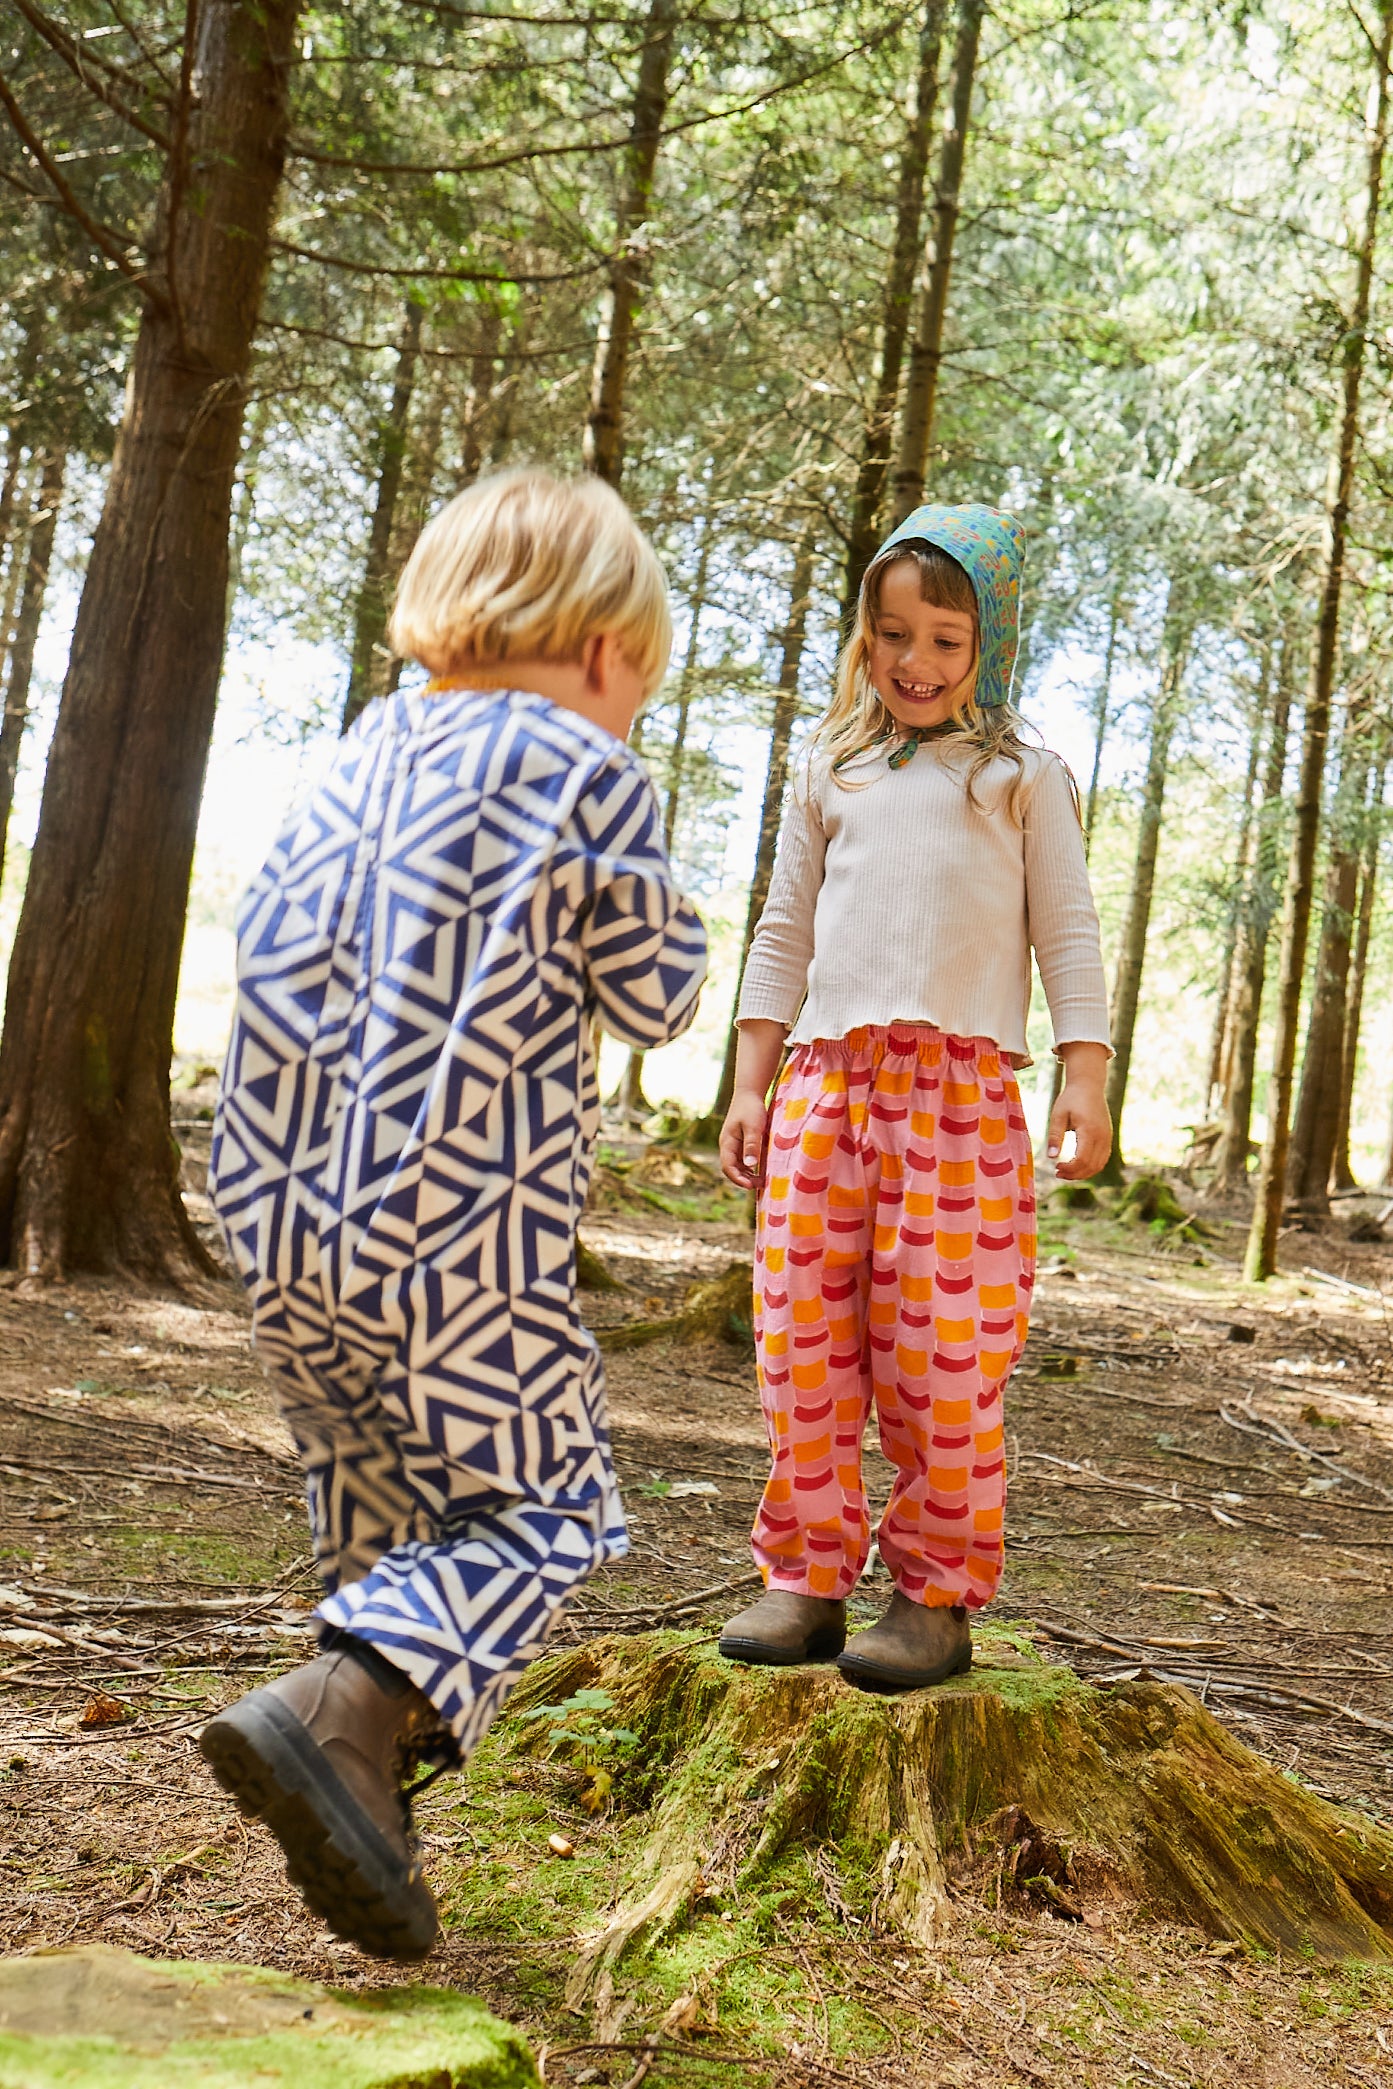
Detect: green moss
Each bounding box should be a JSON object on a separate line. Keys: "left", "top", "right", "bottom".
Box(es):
{"left": 0, "top": 1951, "right": 536, "bottom": 2089}
{"left": 101, "top": 1530, "right": 283, "bottom": 1582}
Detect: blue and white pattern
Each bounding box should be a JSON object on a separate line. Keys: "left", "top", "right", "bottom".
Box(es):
{"left": 210, "top": 688, "right": 707, "bottom": 1747}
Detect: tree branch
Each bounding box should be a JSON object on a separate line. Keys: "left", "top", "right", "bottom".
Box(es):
{"left": 289, "top": 10, "right": 912, "bottom": 179}
{"left": 269, "top": 238, "right": 605, "bottom": 285}
{"left": 0, "top": 63, "right": 165, "bottom": 304}
{"left": 10, "top": 0, "right": 171, "bottom": 148}
{"left": 259, "top": 315, "right": 591, "bottom": 362}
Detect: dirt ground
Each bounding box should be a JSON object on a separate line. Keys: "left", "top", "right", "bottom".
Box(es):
{"left": 3, "top": 1098, "right": 1393, "bottom": 2084}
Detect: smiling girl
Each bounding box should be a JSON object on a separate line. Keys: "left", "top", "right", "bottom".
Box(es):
{"left": 717, "top": 504, "right": 1111, "bottom": 1689}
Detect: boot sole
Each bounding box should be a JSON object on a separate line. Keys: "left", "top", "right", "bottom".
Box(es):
{"left": 199, "top": 1690, "right": 438, "bottom": 1961}
{"left": 836, "top": 1644, "right": 973, "bottom": 1694}
{"left": 717, "top": 1627, "right": 847, "bottom": 1667}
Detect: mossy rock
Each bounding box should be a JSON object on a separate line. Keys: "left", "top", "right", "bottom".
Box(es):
{"left": 0, "top": 1947, "right": 537, "bottom": 2088}
{"left": 505, "top": 1632, "right": 1393, "bottom": 1969}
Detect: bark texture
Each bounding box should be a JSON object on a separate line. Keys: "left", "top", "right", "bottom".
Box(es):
{"left": 0, "top": 0, "right": 302, "bottom": 1279}
{"left": 1048, "top": 602, "right": 1117, "bottom": 1117}
{"left": 710, "top": 536, "right": 815, "bottom": 1124}
{"left": 888, "top": 0, "right": 984, "bottom": 527}
{"left": 841, "top": 0, "right": 946, "bottom": 617}
{"left": 460, "top": 303, "right": 503, "bottom": 483}
{"left": 513, "top": 1633, "right": 1393, "bottom": 1964}
{"left": 1246, "top": 2, "right": 1392, "bottom": 1277}
{"left": 1214, "top": 638, "right": 1294, "bottom": 1194}
{"left": 342, "top": 299, "right": 423, "bottom": 733}
{"left": 1206, "top": 683, "right": 1265, "bottom": 1111}
{"left": 1287, "top": 693, "right": 1376, "bottom": 1209}
{"left": 0, "top": 446, "right": 65, "bottom": 891}
{"left": 1097, "top": 628, "right": 1187, "bottom": 1184}
{"left": 582, "top": 0, "right": 677, "bottom": 486}
{"left": 0, "top": 311, "right": 44, "bottom": 620}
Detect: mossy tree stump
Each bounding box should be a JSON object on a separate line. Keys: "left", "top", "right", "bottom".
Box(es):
{"left": 509, "top": 1632, "right": 1393, "bottom": 1981}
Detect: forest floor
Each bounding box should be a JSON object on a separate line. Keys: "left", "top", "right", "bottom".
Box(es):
{"left": 2, "top": 1083, "right": 1393, "bottom": 2084}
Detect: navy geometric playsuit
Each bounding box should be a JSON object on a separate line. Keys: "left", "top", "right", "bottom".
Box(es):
{"left": 210, "top": 688, "right": 707, "bottom": 1751}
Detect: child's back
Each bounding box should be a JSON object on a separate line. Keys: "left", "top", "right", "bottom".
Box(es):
{"left": 202, "top": 470, "right": 706, "bottom": 1962}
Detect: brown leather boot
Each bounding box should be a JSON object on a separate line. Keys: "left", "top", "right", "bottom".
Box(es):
{"left": 718, "top": 1590, "right": 846, "bottom": 1666}
{"left": 199, "top": 1640, "right": 448, "bottom": 1959}
{"left": 836, "top": 1589, "right": 972, "bottom": 1692}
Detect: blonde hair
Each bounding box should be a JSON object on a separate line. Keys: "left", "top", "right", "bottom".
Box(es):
{"left": 389, "top": 466, "right": 673, "bottom": 695}
{"left": 816, "top": 539, "right": 1033, "bottom": 818}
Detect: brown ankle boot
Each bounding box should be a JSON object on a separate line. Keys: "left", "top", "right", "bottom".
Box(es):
{"left": 200, "top": 1641, "right": 447, "bottom": 1959}
{"left": 836, "top": 1589, "right": 972, "bottom": 1692}
{"left": 718, "top": 1590, "right": 846, "bottom": 1666}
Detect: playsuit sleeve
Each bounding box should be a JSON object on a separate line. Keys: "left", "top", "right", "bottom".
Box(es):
{"left": 574, "top": 745, "right": 708, "bottom": 1048}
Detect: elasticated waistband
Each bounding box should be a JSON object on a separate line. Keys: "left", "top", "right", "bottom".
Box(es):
{"left": 795, "top": 1024, "right": 1000, "bottom": 1067}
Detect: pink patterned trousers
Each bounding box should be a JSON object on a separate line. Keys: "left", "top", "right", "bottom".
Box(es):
{"left": 751, "top": 1026, "right": 1036, "bottom": 1610}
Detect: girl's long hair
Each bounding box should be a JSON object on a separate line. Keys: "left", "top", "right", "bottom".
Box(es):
{"left": 814, "top": 539, "right": 1035, "bottom": 820}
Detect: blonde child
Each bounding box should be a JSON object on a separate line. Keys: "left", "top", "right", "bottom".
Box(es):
{"left": 202, "top": 470, "right": 707, "bottom": 1959}
{"left": 718, "top": 505, "right": 1109, "bottom": 1689}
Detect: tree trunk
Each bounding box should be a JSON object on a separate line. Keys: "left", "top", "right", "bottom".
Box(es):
{"left": 1050, "top": 598, "right": 1117, "bottom": 1116}
{"left": 661, "top": 526, "right": 713, "bottom": 858}
{"left": 1206, "top": 664, "right": 1268, "bottom": 1113}
{"left": 708, "top": 534, "right": 817, "bottom": 1125}
{"left": 1246, "top": 2, "right": 1392, "bottom": 1281}
{"left": 1214, "top": 633, "right": 1295, "bottom": 1195}
{"left": 840, "top": 0, "right": 946, "bottom": 618}
{"left": 225, "top": 389, "right": 270, "bottom": 635}
{"left": 0, "top": 309, "right": 46, "bottom": 640}
{"left": 612, "top": 522, "right": 714, "bottom": 1125}
{"left": 0, "top": 446, "right": 65, "bottom": 892}
{"left": 1330, "top": 756, "right": 1386, "bottom": 1191}
{"left": 342, "top": 299, "right": 423, "bottom": 733}
{"left": 1096, "top": 623, "right": 1187, "bottom": 1186}
{"left": 888, "top": 0, "right": 985, "bottom": 527}
{"left": 485, "top": 307, "right": 527, "bottom": 471}
{"left": 381, "top": 376, "right": 446, "bottom": 701}
{"left": 460, "top": 303, "right": 503, "bottom": 483}
{"left": 1286, "top": 691, "right": 1374, "bottom": 1211}
{"left": 582, "top": 0, "right": 677, "bottom": 486}
{"left": 0, "top": 465, "right": 31, "bottom": 685}
{"left": 0, "top": 0, "right": 302, "bottom": 1281}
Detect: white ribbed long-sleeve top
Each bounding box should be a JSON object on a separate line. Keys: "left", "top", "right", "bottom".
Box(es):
{"left": 736, "top": 739, "right": 1111, "bottom": 1062}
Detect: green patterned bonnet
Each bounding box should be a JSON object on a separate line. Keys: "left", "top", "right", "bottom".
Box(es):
{"left": 875, "top": 503, "right": 1026, "bottom": 708}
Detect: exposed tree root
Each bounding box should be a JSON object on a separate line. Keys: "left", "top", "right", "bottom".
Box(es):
{"left": 508, "top": 1631, "right": 1393, "bottom": 1987}
{"left": 597, "top": 1264, "right": 753, "bottom": 1352}
{"left": 576, "top": 1235, "right": 626, "bottom": 1292}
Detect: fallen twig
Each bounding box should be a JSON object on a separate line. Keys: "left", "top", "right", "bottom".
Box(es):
{"left": 1220, "top": 1399, "right": 1393, "bottom": 1506}
{"left": 1033, "top": 1621, "right": 1393, "bottom": 1739}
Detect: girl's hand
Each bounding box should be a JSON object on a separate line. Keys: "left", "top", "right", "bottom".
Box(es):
{"left": 718, "top": 1019, "right": 787, "bottom": 1190}
{"left": 1048, "top": 1042, "right": 1112, "bottom": 1181}
{"left": 720, "top": 1090, "right": 770, "bottom": 1190}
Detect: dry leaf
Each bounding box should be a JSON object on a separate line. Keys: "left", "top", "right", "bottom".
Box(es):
{"left": 661, "top": 1991, "right": 700, "bottom": 2036}
{"left": 78, "top": 1690, "right": 128, "bottom": 1728}
{"left": 579, "top": 1766, "right": 613, "bottom": 1813}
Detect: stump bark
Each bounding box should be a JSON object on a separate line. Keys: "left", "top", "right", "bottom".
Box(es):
{"left": 511, "top": 1632, "right": 1393, "bottom": 1970}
